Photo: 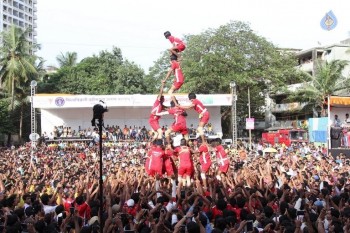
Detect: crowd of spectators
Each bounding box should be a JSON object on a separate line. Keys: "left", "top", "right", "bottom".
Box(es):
{"left": 1, "top": 139, "right": 350, "bottom": 233}
{"left": 43, "top": 124, "right": 216, "bottom": 143}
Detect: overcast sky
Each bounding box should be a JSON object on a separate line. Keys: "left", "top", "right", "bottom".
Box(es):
{"left": 36, "top": 0, "right": 349, "bottom": 72}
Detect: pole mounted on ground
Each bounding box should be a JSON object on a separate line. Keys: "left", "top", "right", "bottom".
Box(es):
{"left": 91, "top": 100, "right": 108, "bottom": 230}
{"left": 230, "top": 82, "right": 237, "bottom": 148}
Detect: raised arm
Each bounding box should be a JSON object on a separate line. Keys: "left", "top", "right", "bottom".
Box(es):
{"left": 157, "top": 82, "right": 165, "bottom": 100}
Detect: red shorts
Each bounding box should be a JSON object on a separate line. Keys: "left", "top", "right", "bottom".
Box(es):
{"left": 149, "top": 118, "right": 160, "bottom": 131}
{"left": 178, "top": 165, "right": 193, "bottom": 177}
{"left": 200, "top": 111, "right": 210, "bottom": 125}
{"left": 173, "top": 81, "right": 184, "bottom": 90}
{"left": 175, "top": 44, "right": 186, "bottom": 52}
{"left": 219, "top": 163, "right": 229, "bottom": 173}
{"left": 163, "top": 158, "right": 176, "bottom": 176}
{"left": 201, "top": 161, "right": 212, "bottom": 173}
{"left": 171, "top": 123, "right": 188, "bottom": 135}
{"left": 147, "top": 167, "right": 163, "bottom": 177}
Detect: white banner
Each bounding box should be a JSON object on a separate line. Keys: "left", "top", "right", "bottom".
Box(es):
{"left": 246, "top": 118, "right": 255, "bottom": 130}
{"left": 33, "top": 94, "right": 232, "bottom": 109}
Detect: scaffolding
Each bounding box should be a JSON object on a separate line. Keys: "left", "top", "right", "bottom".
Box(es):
{"left": 30, "top": 80, "right": 37, "bottom": 152}
{"left": 230, "top": 82, "right": 237, "bottom": 148}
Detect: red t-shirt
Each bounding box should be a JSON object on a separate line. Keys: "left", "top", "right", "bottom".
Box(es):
{"left": 199, "top": 144, "right": 211, "bottom": 165}
{"left": 174, "top": 146, "right": 192, "bottom": 167}
{"left": 191, "top": 99, "right": 207, "bottom": 114}
{"left": 216, "top": 145, "right": 229, "bottom": 166}
{"left": 150, "top": 98, "right": 163, "bottom": 120}
{"left": 75, "top": 202, "right": 91, "bottom": 221}
{"left": 148, "top": 146, "right": 165, "bottom": 169}
{"left": 168, "top": 36, "right": 185, "bottom": 46}
{"left": 168, "top": 107, "right": 186, "bottom": 125}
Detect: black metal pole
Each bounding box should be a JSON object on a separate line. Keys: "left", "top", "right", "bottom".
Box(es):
{"left": 98, "top": 118, "right": 104, "bottom": 230}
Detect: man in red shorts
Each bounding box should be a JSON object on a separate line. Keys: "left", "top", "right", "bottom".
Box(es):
{"left": 164, "top": 31, "right": 186, "bottom": 56}
{"left": 196, "top": 138, "right": 212, "bottom": 189}
{"left": 148, "top": 83, "right": 166, "bottom": 141}
{"left": 162, "top": 54, "right": 184, "bottom": 104}
{"left": 161, "top": 98, "right": 189, "bottom": 148}
{"left": 146, "top": 139, "right": 165, "bottom": 177}
{"left": 178, "top": 93, "right": 210, "bottom": 143}
{"left": 212, "top": 138, "right": 229, "bottom": 179}
{"left": 163, "top": 144, "right": 176, "bottom": 177}
{"left": 174, "top": 139, "right": 193, "bottom": 187}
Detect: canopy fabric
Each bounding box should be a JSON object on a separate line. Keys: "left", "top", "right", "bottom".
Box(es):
{"left": 330, "top": 96, "right": 350, "bottom": 106}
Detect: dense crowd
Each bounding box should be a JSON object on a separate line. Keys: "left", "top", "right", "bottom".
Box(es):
{"left": 1, "top": 139, "right": 350, "bottom": 233}
{"left": 43, "top": 124, "right": 215, "bottom": 143}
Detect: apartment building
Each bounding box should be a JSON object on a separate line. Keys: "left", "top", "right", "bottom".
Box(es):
{"left": 267, "top": 39, "right": 350, "bottom": 129}
{"left": 0, "top": 0, "right": 37, "bottom": 45}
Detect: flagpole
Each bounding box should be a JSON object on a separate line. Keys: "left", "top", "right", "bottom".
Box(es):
{"left": 327, "top": 95, "right": 331, "bottom": 154}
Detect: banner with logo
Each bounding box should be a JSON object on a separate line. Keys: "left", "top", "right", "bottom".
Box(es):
{"left": 246, "top": 118, "right": 255, "bottom": 130}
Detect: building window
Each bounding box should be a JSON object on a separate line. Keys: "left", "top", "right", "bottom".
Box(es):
{"left": 13, "top": 9, "right": 18, "bottom": 17}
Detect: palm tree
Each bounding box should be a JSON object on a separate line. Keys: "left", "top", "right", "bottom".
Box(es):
{"left": 56, "top": 51, "right": 77, "bottom": 68}
{"left": 0, "top": 25, "right": 38, "bottom": 111}
{"left": 0, "top": 25, "right": 38, "bottom": 144}
{"left": 289, "top": 59, "right": 350, "bottom": 116}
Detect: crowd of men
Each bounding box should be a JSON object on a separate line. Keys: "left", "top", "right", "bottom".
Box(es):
{"left": 1, "top": 139, "right": 350, "bottom": 233}
{"left": 2, "top": 32, "right": 350, "bottom": 233}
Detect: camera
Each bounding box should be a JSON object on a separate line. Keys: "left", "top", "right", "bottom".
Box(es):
{"left": 91, "top": 100, "right": 108, "bottom": 126}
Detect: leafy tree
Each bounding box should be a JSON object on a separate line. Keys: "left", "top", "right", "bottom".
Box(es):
{"left": 148, "top": 21, "right": 304, "bottom": 136}
{"left": 145, "top": 51, "right": 171, "bottom": 93}
{"left": 0, "top": 25, "right": 38, "bottom": 111}
{"left": 56, "top": 51, "right": 77, "bottom": 68}
{"left": 288, "top": 59, "right": 350, "bottom": 116}
{"left": 44, "top": 47, "right": 147, "bottom": 94}
{"left": 0, "top": 99, "right": 14, "bottom": 135}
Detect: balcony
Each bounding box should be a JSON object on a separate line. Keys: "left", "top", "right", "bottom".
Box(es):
{"left": 33, "top": 5, "right": 37, "bottom": 11}
{"left": 33, "top": 22, "right": 37, "bottom": 28}
{"left": 271, "top": 102, "right": 308, "bottom": 113}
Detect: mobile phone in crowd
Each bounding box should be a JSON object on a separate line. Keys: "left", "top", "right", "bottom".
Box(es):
{"left": 297, "top": 210, "right": 305, "bottom": 216}
{"left": 70, "top": 207, "right": 75, "bottom": 215}
{"left": 246, "top": 220, "right": 253, "bottom": 232}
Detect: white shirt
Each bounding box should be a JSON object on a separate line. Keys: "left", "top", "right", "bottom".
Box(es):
{"left": 43, "top": 204, "right": 57, "bottom": 214}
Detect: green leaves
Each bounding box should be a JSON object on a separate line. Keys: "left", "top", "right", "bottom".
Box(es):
{"left": 148, "top": 21, "right": 302, "bottom": 122}
{"left": 288, "top": 59, "right": 349, "bottom": 112}
{"left": 0, "top": 25, "right": 38, "bottom": 110}
{"left": 44, "top": 47, "right": 146, "bottom": 95}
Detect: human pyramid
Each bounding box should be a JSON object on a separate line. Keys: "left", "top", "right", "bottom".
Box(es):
{"left": 146, "top": 31, "right": 230, "bottom": 187}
